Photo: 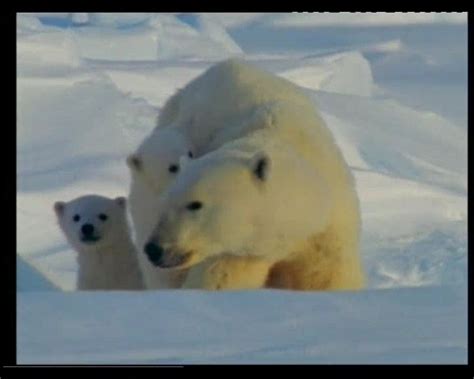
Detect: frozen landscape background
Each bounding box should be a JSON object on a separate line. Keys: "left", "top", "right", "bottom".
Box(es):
{"left": 16, "top": 12, "right": 467, "bottom": 364}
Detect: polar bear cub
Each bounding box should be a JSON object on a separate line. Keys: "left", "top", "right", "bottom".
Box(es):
{"left": 54, "top": 195, "right": 144, "bottom": 290}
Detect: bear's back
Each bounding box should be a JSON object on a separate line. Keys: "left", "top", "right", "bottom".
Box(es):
{"left": 182, "top": 59, "right": 313, "bottom": 115}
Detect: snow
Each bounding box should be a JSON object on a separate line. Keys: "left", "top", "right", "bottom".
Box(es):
{"left": 175, "top": 13, "right": 243, "bottom": 54}
{"left": 278, "top": 51, "right": 375, "bottom": 96}
{"left": 16, "top": 13, "right": 467, "bottom": 364}
{"left": 17, "top": 256, "right": 59, "bottom": 292}
{"left": 258, "top": 12, "right": 467, "bottom": 28}
{"left": 17, "top": 286, "right": 466, "bottom": 364}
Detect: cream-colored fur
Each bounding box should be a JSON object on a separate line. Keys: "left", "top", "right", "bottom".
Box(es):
{"left": 139, "top": 59, "right": 365, "bottom": 290}
{"left": 182, "top": 254, "right": 272, "bottom": 290}
{"left": 126, "top": 128, "right": 192, "bottom": 289}
{"left": 156, "top": 59, "right": 317, "bottom": 156}
{"left": 75, "top": 239, "right": 144, "bottom": 290}
{"left": 146, "top": 133, "right": 365, "bottom": 290}
{"left": 54, "top": 195, "right": 144, "bottom": 290}
{"left": 267, "top": 226, "right": 365, "bottom": 291}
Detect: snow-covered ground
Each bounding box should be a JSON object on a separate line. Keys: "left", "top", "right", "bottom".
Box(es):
{"left": 18, "top": 286, "right": 466, "bottom": 364}
{"left": 16, "top": 13, "right": 467, "bottom": 364}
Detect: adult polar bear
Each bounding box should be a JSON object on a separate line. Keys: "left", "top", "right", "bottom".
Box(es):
{"left": 129, "top": 58, "right": 365, "bottom": 290}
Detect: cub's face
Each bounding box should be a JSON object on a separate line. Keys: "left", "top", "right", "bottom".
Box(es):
{"left": 143, "top": 152, "right": 272, "bottom": 269}
{"left": 54, "top": 195, "right": 127, "bottom": 252}
{"left": 127, "top": 128, "right": 193, "bottom": 194}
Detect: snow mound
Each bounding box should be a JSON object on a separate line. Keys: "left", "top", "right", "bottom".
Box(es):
{"left": 17, "top": 74, "right": 155, "bottom": 191}
{"left": 314, "top": 91, "right": 467, "bottom": 194}
{"left": 70, "top": 13, "right": 89, "bottom": 26}
{"left": 367, "top": 226, "right": 467, "bottom": 288}
{"left": 87, "top": 13, "right": 152, "bottom": 28}
{"left": 17, "top": 14, "right": 51, "bottom": 36}
{"left": 72, "top": 25, "right": 160, "bottom": 61}
{"left": 362, "top": 39, "right": 405, "bottom": 54}
{"left": 203, "top": 13, "right": 264, "bottom": 28}
{"left": 279, "top": 51, "right": 374, "bottom": 96}
{"left": 17, "top": 255, "right": 59, "bottom": 291}
{"left": 149, "top": 14, "right": 243, "bottom": 60}
{"left": 17, "top": 28, "right": 80, "bottom": 71}
{"left": 261, "top": 12, "right": 467, "bottom": 28}
{"left": 19, "top": 13, "right": 244, "bottom": 62}
{"left": 17, "top": 286, "right": 466, "bottom": 364}
{"left": 175, "top": 13, "right": 243, "bottom": 54}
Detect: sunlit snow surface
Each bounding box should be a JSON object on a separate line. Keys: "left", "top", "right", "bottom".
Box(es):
{"left": 17, "top": 13, "right": 467, "bottom": 364}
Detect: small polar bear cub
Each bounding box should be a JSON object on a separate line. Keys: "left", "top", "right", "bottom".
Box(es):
{"left": 54, "top": 195, "right": 144, "bottom": 290}
{"left": 126, "top": 127, "right": 193, "bottom": 289}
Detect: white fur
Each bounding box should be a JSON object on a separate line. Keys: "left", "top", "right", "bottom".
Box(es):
{"left": 157, "top": 58, "right": 318, "bottom": 156}
{"left": 127, "top": 128, "right": 192, "bottom": 289}
{"left": 133, "top": 59, "right": 365, "bottom": 290}
{"left": 146, "top": 136, "right": 331, "bottom": 268}
{"left": 54, "top": 195, "right": 144, "bottom": 290}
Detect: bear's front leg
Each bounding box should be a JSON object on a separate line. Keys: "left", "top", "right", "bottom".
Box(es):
{"left": 182, "top": 254, "right": 272, "bottom": 290}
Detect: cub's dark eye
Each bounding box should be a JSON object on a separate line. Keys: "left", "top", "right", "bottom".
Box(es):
{"left": 186, "top": 201, "right": 203, "bottom": 211}
{"left": 168, "top": 164, "right": 179, "bottom": 173}
{"left": 188, "top": 151, "right": 193, "bottom": 158}
{"left": 73, "top": 214, "right": 80, "bottom": 222}
{"left": 98, "top": 214, "right": 108, "bottom": 221}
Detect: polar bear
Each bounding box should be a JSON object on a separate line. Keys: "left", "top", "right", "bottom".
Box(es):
{"left": 54, "top": 195, "right": 144, "bottom": 290}
{"left": 132, "top": 58, "right": 365, "bottom": 290}
{"left": 156, "top": 58, "right": 319, "bottom": 157}
{"left": 143, "top": 133, "right": 365, "bottom": 291}
{"left": 129, "top": 60, "right": 322, "bottom": 290}
{"left": 126, "top": 127, "right": 194, "bottom": 196}
{"left": 126, "top": 127, "right": 193, "bottom": 289}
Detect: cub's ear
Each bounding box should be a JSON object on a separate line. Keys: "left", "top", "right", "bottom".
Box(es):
{"left": 126, "top": 154, "right": 141, "bottom": 171}
{"left": 54, "top": 201, "right": 66, "bottom": 217}
{"left": 250, "top": 152, "right": 271, "bottom": 181}
{"left": 115, "top": 197, "right": 126, "bottom": 209}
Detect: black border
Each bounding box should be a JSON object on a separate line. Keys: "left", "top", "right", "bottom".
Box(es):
{"left": 8, "top": 8, "right": 472, "bottom": 374}
{"left": 7, "top": 8, "right": 17, "bottom": 370}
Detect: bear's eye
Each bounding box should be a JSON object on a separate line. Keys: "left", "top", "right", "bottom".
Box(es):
{"left": 186, "top": 201, "right": 203, "bottom": 211}
{"left": 168, "top": 164, "right": 179, "bottom": 174}
{"left": 188, "top": 151, "right": 193, "bottom": 158}
{"left": 98, "top": 214, "right": 108, "bottom": 221}
{"left": 73, "top": 214, "right": 80, "bottom": 222}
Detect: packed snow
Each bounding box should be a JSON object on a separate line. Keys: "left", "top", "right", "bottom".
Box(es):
{"left": 18, "top": 286, "right": 466, "bottom": 364}
{"left": 16, "top": 12, "right": 467, "bottom": 364}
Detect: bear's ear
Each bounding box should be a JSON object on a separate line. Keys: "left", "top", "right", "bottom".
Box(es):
{"left": 126, "top": 154, "right": 142, "bottom": 171}
{"left": 115, "top": 197, "right": 126, "bottom": 209}
{"left": 250, "top": 152, "right": 271, "bottom": 182}
{"left": 54, "top": 201, "right": 66, "bottom": 217}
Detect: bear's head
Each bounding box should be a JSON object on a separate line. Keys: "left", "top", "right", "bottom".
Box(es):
{"left": 127, "top": 127, "right": 194, "bottom": 194}
{"left": 143, "top": 147, "right": 332, "bottom": 270}
{"left": 54, "top": 195, "right": 128, "bottom": 253}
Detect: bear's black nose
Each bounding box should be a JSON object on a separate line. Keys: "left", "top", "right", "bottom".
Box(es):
{"left": 81, "top": 224, "right": 94, "bottom": 236}
{"left": 144, "top": 241, "right": 164, "bottom": 265}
